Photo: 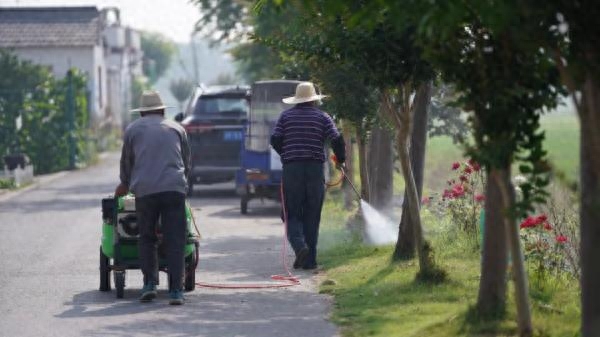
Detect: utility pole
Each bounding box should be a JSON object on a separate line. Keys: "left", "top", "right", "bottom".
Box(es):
{"left": 66, "top": 69, "right": 76, "bottom": 170}
{"left": 190, "top": 31, "right": 199, "bottom": 85}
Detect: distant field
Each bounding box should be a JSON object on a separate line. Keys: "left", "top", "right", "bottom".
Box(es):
{"left": 419, "top": 112, "right": 580, "bottom": 196}
{"left": 541, "top": 113, "right": 579, "bottom": 183}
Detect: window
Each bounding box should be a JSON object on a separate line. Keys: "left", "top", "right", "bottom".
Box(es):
{"left": 193, "top": 97, "right": 248, "bottom": 115}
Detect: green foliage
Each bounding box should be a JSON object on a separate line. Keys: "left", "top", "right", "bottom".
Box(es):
{"left": 141, "top": 32, "right": 176, "bottom": 83}
{"left": 0, "top": 49, "right": 91, "bottom": 174}
{"left": 0, "top": 178, "right": 16, "bottom": 189}
{"left": 0, "top": 49, "right": 50, "bottom": 157}
{"left": 192, "top": 0, "right": 251, "bottom": 43}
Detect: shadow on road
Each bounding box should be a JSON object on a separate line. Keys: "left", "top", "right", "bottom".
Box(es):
{"left": 62, "top": 290, "right": 332, "bottom": 337}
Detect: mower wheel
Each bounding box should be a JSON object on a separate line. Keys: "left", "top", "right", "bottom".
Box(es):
{"left": 99, "top": 247, "right": 111, "bottom": 291}
{"left": 240, "top": 197, "right": 248, "bottom": 214}
{"left": 114, "top": 271, "right": 125, "bottom": 299}
{"left": 185, "top": 268, "right": 196, "bottom": 291}
{"left": 185, "top": 243, "right": 198, "bottom": 291}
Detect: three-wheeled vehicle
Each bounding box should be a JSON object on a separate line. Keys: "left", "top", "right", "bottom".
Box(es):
{"left": 99, "top": 195, "right": 200, "bottom": 298}
{"left": 235, "top": 80, "right": 301, "bottom": 214}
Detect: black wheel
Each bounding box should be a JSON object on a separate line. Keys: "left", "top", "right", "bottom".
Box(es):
{"left": 240, "top": 197, "right": 248, "bottom": 214}
{"left": 99, "top": 247, "right": 111, "bottom": 291}
{"left": 114, "top": 271, "right": 125, "bottom": 299}
{"left": 185, "top": 243, "right": 198, "bottom": 291}
{"left": 185, "top": 268, "right": 196, "bottom": 291}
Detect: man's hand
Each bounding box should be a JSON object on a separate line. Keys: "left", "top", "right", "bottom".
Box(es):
{"left": 114, "top": 183, "right": 129, "bottom": 197}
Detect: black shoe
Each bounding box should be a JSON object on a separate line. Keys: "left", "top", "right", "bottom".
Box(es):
{"left": 293, "top": 247, "right": 309, "bottom": 269}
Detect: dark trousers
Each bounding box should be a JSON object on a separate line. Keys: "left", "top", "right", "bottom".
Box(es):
{"left": 135, "top": 191, "right": 187, "bottom": 291}
{"left": 282, "top": 161, "right": 325, "bottom": 267}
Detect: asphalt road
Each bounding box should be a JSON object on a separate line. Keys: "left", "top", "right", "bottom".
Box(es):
{"left": 0, "top": 153, "right": 338, "bottom": 337}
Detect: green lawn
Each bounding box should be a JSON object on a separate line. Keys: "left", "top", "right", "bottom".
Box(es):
{"left": 318, "top": 112, "right": 581, "bottom": 336}
{"left": 318, "top": 207, "right": 580, "bottom": 337}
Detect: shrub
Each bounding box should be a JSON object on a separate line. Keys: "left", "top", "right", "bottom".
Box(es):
{"left": 425, "top": 159, "right": 486, "bottom": 239}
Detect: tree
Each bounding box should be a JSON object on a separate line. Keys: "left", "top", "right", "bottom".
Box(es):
{"left": 416, "top": 2, "right": 562, "bottom": 332}
{"left": 368, "top": 124, "right": 394, "bottom": 210}
{"left": 169, "top": 78, "right": 193, "bottom": 112}
{"left": 192, "top": 0, "right": 284, "bottom": 82}
{"left": 394, "top": 81, "right": 432, "bottom": 260}
{"left": 141, "top": 32, "right": 176, "bottom": 83}
{"left": 0, "top": 49, "right": 49, "bottom": 157}
{"left": 513, "top": 2, "right": 600, "bottom": 334}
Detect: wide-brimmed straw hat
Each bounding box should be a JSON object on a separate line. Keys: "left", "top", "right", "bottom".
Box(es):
{"left": 131, "top": 90, "right": 171, "bottom": 112}
{"left": 282, "top": 82, "right": 327, "bottom": 104}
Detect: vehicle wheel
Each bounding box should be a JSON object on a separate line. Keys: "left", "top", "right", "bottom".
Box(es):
{"left": 184, "top": 268, "right": 196, "bottom": 291}
{"left": 99, "top": 246, "right": 111, "bottom": 291}
{"left": 240, "top": 197, "right": 248, "bottom": 214}
{"left": 114, "top": 271, "right": 125, "bottom": 299}
{"left": 185, "top": 244, "right": 198, "bottom": 292}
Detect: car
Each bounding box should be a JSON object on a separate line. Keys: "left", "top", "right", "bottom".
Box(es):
{"left": 176, "top": 85, "right": 250, "bottom": 195}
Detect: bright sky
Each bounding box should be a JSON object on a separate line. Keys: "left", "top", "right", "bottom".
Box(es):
{"left": 0, "top": 0, "right": 202, "bottom": 43}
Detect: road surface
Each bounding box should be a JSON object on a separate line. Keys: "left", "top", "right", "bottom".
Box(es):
{"left": 0, "top": 153, "right": 338, "bottom": 337}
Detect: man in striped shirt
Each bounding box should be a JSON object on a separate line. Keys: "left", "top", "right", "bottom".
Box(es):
{"left": 271, "top": 82, "right": 346, "bottom": 270}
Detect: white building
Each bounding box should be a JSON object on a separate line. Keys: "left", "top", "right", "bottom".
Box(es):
{"left": 0, "top": 6, "right": 143, "bottom": 127}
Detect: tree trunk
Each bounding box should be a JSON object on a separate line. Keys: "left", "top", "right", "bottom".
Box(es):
{"left": 495, "top": 170, "right": 532, "bottom": 336}
{"left": 356, "top": 127, "right": 370, "bottom": 202}
{"left": 394, "top": 81, "right": 431, "bottom": 260}
{"left": 367, "top": 125, "right": 393, "bottom": 210}
{"left": 342, "top": 121, "right": 355, "bottom": 210}
{"left": 476, "top": 168, "right": 509, "bottom": 317}
{"left": 397, "top": 134, "right": 429, "bottom": 273}
{"left": 579, "top": 75, "right": 600, "bottom": 337}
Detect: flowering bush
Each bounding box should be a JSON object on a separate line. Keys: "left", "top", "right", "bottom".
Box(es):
{"left": 519, "top": 212, "right": 578, "bottom": 285}
{"left": 427, "top": 159, "right": 486, "bottom": 237}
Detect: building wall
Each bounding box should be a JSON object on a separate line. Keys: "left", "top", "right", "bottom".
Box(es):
{"left": 11, "top": 46, "right": 107, "bottom": 124}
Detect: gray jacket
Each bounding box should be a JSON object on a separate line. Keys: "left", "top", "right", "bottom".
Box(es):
{"left": 119, "top": 115, "right": 190, "bottom": 197}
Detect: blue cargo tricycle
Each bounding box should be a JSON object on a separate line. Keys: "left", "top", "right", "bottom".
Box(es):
{"left": 235, "top": 80, "right": 301, "bottom": 214}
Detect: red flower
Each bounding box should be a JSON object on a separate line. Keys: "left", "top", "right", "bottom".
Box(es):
{"left": 452, "top": 162, "right": 460, "bottom": 170}
{"left": 451, "top": 184, "right": 465, "bottom": 198}
{"left": 520, "top": 216, "right": 538, "bottom": 229}
{"left": 464, "top": 166, "right": 474, "bottom": 174}
{"left": 421, "top": 196, "right": 431, "bottom": 205}
{"left": 536, "top": 214, "right": 548, "bottom": 223}
{"left": 468, "top": 159, "right": 481, "bottom": 172}
{"left": 459, "top": 175, "right": 468, "bottom": 182}
{"left": 543, "top": 222, "right": 553, "bottom": 231}
{"left": 556, "top": 235, "right": 568, "bottom": 244}
{"left": 442, "top": 189, "right": 452, "bottom": 199}
{"left": 475, "top": 194, "right": 485, "bottom": 202}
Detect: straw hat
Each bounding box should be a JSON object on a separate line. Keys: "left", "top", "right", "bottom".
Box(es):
{"left": 282, "top": 82, "right": 327, "bottom": 104}
{"left": 131, "top": 90, "right": 170, "bottom": 112}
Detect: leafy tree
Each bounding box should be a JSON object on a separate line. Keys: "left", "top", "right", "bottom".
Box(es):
{"left": 169, "top": 78, "right": 193, "bottom": 112}
{"left": 0, "top": 49, "right": 49, "bottom": 157}
{"left": 524, "top": 3, "right": 600, "bottom": 334}
{"left": 415, "top": 1, "right": 562, "bottom": 331}
{"left": 141, "top": 32, "right": 176, "bottom": 83}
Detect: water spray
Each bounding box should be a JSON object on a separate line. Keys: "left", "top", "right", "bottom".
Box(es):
{"left": 331, "top": 154, "right": 398, "bottom": 245}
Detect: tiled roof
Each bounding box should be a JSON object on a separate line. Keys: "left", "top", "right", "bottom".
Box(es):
{"left": 0, "top": 7, "right": 101, "bottom": 47}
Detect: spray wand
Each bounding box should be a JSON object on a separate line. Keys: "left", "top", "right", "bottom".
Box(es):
{"left": 331, "top": 155, "right": 362, "bottom": 201}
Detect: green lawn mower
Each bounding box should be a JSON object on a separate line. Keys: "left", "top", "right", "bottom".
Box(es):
{"left": 99, "top": 195, "right": 200, "bottom": 298}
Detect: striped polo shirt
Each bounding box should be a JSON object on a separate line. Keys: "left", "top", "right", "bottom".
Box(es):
{"left": 272, "top": 105, "right": 341, "bottom": 164}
